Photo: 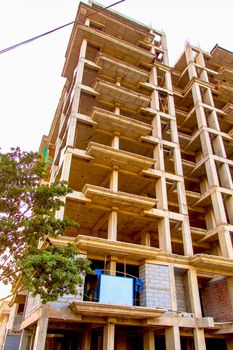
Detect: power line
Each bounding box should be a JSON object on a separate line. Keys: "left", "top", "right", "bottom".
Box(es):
{"left": 0, "top": 0, "right": 126, "bottom": 55}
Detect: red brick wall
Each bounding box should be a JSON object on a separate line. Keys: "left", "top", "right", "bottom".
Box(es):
{"left": 201, "top": 278, "right": 233, "bottom": 322}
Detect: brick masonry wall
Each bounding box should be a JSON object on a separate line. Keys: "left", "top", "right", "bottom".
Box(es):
{"left": 139, "top": 263, "right": 172, "bottom": 309}
{"left": 201, "top": 277, "right": 233, "bottom": 322}
{"left": 174, "top": 271, "right": 187, "bottom": 312}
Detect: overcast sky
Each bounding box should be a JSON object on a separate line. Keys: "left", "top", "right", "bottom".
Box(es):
{"left": 0, "top": 0, "right": 233, "bottom": 298}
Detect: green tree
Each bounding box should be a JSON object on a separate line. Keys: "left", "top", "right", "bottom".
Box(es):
{"left": 0, "top": 148, "right": 92, "bottom": 303}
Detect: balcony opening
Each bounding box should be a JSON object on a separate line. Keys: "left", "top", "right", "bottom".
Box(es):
{"left": 84, "top": 260, "right": 142, "bottom": 307}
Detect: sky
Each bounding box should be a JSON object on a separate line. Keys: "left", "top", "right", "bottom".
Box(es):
{"left": 0, "top": 0, "right": 233, "bottom": 298}
{"left": 1, "top": 0, "right": 233, "bottom": 154}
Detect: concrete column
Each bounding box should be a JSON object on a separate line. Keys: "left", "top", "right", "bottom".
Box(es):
{"left": 176, "top": 180, "right": 193, "bottom": 256}
{"left": 152, "top": 115, "right": 162, "bottom": 139}
{"left": 158, "top": 217, "right": 172, "bottom": 253}
{"left": 149, "top": 66, "right": 158, "bottom": 88}
{"left": 218, "top": 230, "right": 233, "bottom": 259}
{"left": 218, "top": 164, "right": 233, "bottom": 189}
{"left": 196, "top": 52, "right": 209, "bottom": 82}
{"left": 186, "top": 269, "right": 202, "bottom": 317}
{"left": 225, "top": 196, "right": 233, "bottom": 223}
{"left": 60, "top": 151, "right": 72, "bottom": 182}
{"left": 193, "top": 328, "right": 206, "bottom": 350}
{"left": 212, "top": 135, "right": 227, "bottom": 158}
{"left": 203, "top": 88, "right": 215, "bottom": 106}
{"left": 173, "top": 147, "right": 184, "bottom": 176}
{"left": 211, "top": 191, "right": 227, "bottom": 225}
{"left": 156, "top": 177, "right": 168, "bottom": 210}
{"left": 170, "top": 119, "right": 179, "bottom": 143}
{"left": 19, "top": 330, "right": 29, "bottom": 350}
{"left": 55, "top": 151, "right": 72, "bottom": 220}
{"left": 109, "top": 167, "right": 118, "bottom": 192}
{"left": 81, "top": 329, "right": 91, "bottom": 350}
{"left": 66, "top": 39, "right": 87, "bottom": 147}
{"left": 143, "top": 329, "right": 155, "bottom": 350}
{"left": 153, "top": 144, "right": 164, "bottom": 170}
{"left": 161, "top": 33, "right": 169, "bottom": 65}
{"left": 107, "top": 256, "right": 117, "bottom": 276}
{"left": 114, "top": 105, "right": 120, "bottom": 115}
{"left": 207, "top": 110, "right": 220, "bottom": 130}
{"left": 108, "top": 210, "right": 117, "bottom": 241}
{"left": 205, "top": 209, "right": 216, "bottom": 230}
{"left": 0, "top": 316, "right": 8, "bottom": 350}
{"left": 181, "top": 218, "right": 194, "bottom": 256}
{"left": 200, "top": 130, "right": 213, "bottom": 155}
{"left": 103, "top": 323, "right": 115, "bottom": 350}
{"left": 141, "top": 232, "right": 151, "bottom": 246}
{"left": 165, "top": 71, "right": 173, "bottom": 92}
{"left": 32, "top": 317, "right": 48, "bottom": 350}
{"left": 205, "top": 158, "right": 219, "bottom": 187}
{"left": 66, "top": 116, "right": 77, "bottom": 147}
{"left": 165, "top": 326, "right": 181, "bottom": 350}
{"left": 112, "top": 132, "right": 120, "bottom": 149}
{"left": 185, "top": 46, "right": 197, "bottom": 78}
{"left": 195, "top": 104, "right": 208, "bottom": 128}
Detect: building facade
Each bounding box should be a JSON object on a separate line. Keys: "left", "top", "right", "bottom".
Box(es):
{"left": 14, "top": 1, "right": 233, "bottom": 349}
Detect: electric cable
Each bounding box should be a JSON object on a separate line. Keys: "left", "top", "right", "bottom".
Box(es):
{"left": 0, "top": 0, "right": 126, "bottom": 55}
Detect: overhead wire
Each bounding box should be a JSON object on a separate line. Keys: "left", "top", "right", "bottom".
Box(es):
{"left": 0, "top": 0, "right": 126, "bottom": 55}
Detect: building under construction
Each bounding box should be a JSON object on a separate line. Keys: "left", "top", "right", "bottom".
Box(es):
{"left": 7, "top": 1, "right": 233, "bottom": 349}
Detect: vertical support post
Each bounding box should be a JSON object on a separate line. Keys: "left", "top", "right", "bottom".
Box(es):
{"left": 109, "top": 166, "right": 118, "bottom": 192}
{"left": 218, "top": 230, "right": 233, "bottom": 259}
{"left": 165, "top": 326, "right": 181, "bottom": 350}
{"left": 60, "top": 150, "right": 73, "bottom": 182}
{"left": 143, "top": 329, "right": 155, "bottom": 350}
{"left": 81, "top": 329, "right": 91, "bottom": 350}
{"left": 158, "top": 217, "right": 172, "bottom": 253}
{"left": 186, "top": 269, "right": 202, "bottom": 317}
{"left": 32, "top": 317, "right": 48, "bottom": 350}
{"left": 161, "top": 32, "right": 169, "bottom": 65}
{"left": 55, "top": 151, "right": 73, "bottom": 220}
{"left": 111, "top": 132, "right": 120, "bottom": 149}
{"left": 181, "top": 218, "right": 194, "bottom": 256}
{"left": 19, "top": 330, "right": 29, "bottom": 350}
{"left": 107, "top": 256, "right": 117, "bottom": 276}
{"left": 0, "top": 316, "right": 9, "bottom": 350}
{"left": 108, "top": 210, "right": 117, "bottom": 241}
{"left": 103, "top": 322, "right": 115, "bottom": 350}
{"left": 185, "top": 46, "right": 197, "bottom": 78}
{"left": 193, "top": 328, "right": 206, "bottom": 350}
{"left": 67, "top": 39, "right": 88, "bottom": 148}
{"left": 141, "top": 232, "right": 151, "bottom": 246}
